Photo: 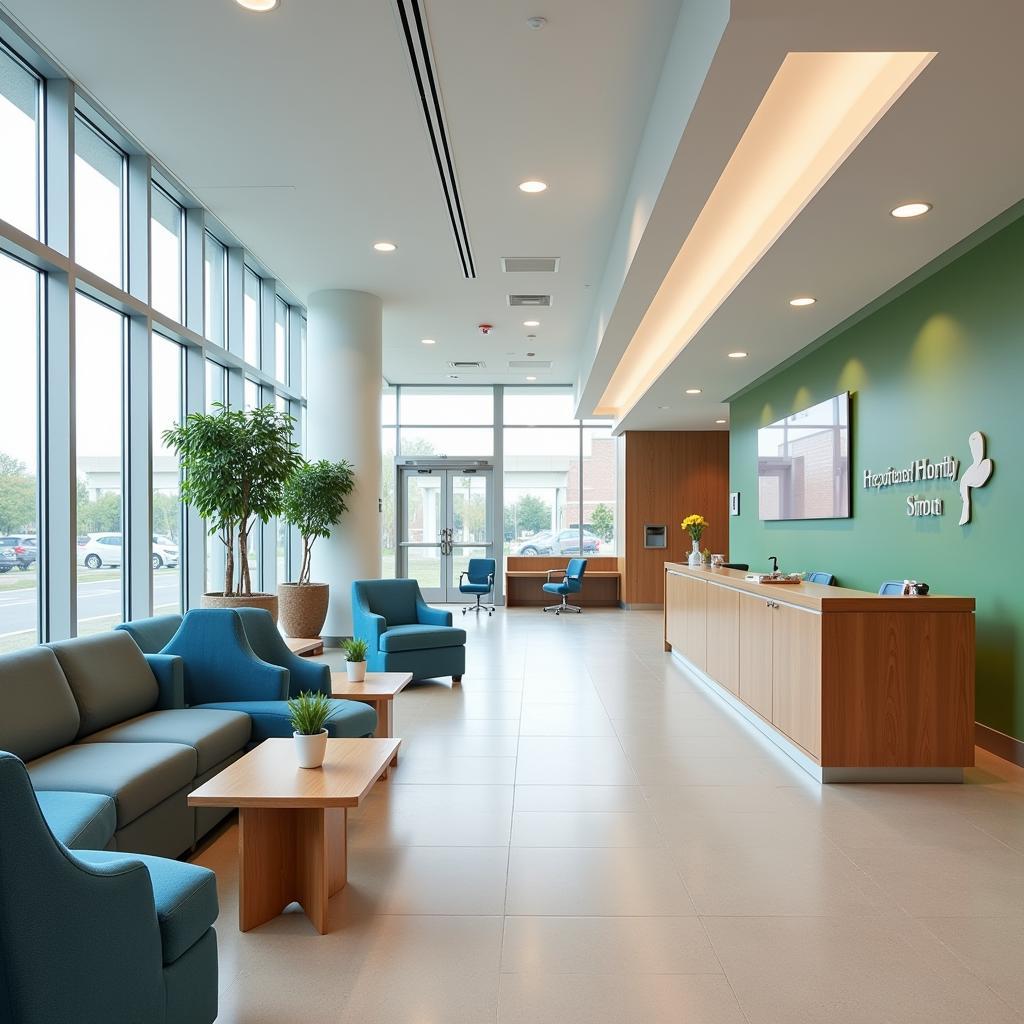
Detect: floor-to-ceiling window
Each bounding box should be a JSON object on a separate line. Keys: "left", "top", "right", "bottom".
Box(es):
{"left": 152, "top": 335, "right": 183, "bottom": 613}
{"left": 0, "top": 25, "right": 307, "bottom": 639}
{"left": 381, "top": 386, "right": 398, "bottom": 579}
{"left": 0, "top": 253, "right": 40, "bottom": 652}
{"left": 75, "top": 294, "right": 124, "bottom": 636}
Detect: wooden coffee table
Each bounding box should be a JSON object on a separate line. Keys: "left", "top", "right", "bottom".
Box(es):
{"left": 188, "top": 737, "right": 399, "bottom": 934}
{"left": 331, "top": 671, "right": 413, "bottom": 777}
{"left": 284, "top": 636, "right": 324, "bottom": 657}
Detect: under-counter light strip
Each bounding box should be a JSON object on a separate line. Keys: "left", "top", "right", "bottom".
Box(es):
{"left": 596, "top": 49, "right": 935, "bottom": 419}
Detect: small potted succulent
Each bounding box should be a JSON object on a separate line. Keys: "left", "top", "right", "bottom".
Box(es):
{"left": 342, "top": 637, "right": 368, "bottom": 683}
{"left": 287, "top": 691, "right": 332, "bottom": 768}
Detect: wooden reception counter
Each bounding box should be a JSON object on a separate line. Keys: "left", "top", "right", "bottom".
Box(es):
{"left": 663, "top": 563, "right": 975, "bottom": 782}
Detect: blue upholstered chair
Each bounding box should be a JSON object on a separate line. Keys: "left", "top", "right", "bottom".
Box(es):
{"left": 232, "top": 607, "right": 331, "bottom": 697}
{"left": 459, "top": 558, "right": 496, "bottom": 616}
{"left": 806, "top": 571, "right": 835, "bottom": 586}
{"left": 134, "top": 609, "right": 376, "bottom": 743}
{"left": 352, "top": 579, "right": 466, "bottom": 684}
{"left": 542, "top": 558, "right": 588, "bottom": 615}
{"left": 878, "top": 580, "right": 905, "bottom": 595}
{"left": 0, "top": 751, "right": 219, "bottom": 1024}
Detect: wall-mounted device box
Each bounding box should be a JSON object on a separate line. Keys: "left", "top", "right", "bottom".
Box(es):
{"left": 644, "top": 525, "right": 667, "bottom": 549}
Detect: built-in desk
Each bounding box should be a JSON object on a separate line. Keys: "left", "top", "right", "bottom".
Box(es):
{"left": 663, "top": 562, "right": 975, "bottom": 782}
{"left": 505, "top": 556, "right": 621, "bottom": 607}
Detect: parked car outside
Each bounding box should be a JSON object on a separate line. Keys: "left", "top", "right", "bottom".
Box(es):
{"left": 77, "top": 533, "right": 179, "bottom": 570}
{"left": 514, "top": 529, "right": 601, "bottom": 556}
{"left": 0, "top": 545, "right": 18, "bottom": 574}
{"left": 0, "top": 535, "right": 37, "bottom": 570}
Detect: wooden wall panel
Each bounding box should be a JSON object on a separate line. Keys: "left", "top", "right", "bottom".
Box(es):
{"left": 506, "top": 556, "right": 619, "bottom": 573}
{"left": 622, "top": 431, "right": 729, "bottom": 606}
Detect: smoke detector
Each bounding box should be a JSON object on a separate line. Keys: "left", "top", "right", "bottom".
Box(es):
{"left": 527, "top": 16, "right": 547, "bottom": 29}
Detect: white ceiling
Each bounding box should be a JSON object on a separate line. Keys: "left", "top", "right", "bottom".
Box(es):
{"left": 1, "top": 0, "right": 681, "bottom": 388}
{"left": 6, "top": 0, "right": 1024, "bottom": 424}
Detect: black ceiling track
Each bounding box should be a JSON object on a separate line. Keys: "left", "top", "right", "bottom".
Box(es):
{"left": 394, "top": 0, "right": 476, "bottom": 279}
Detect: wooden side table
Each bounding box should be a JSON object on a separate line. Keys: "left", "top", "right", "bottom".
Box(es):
{"left": 330, "top": 671, "right": 413, "bottom": 777}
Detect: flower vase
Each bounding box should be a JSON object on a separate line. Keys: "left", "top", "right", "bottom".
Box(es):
{"left": 688, "top": 538, "right": 702, "bottom": 567}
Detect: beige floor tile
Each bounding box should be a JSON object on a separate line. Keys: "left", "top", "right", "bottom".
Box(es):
{"left": 703, "top": 915, "right": 1022, "bottom": 1024}
{"left": 500, "top": 915, "right": 721, "bottom": 974}
{"left": 396, "top": 733, "right": 519, "bottom": 758}
{"left": 920, "top": 915, "right": 1024, "bottom": 1013}
{"left": 511, "top": 809, "right": 665, "bottom": 847}
{"left": 513, "top": 783, "right": 648, "bottom": 812}
{"left": 518, "top": 702, "right": 615, "bottom": 736}
{"left": 497, "top": 972, "right": 745, "bottom": 1024}
{"left": 630, "top": 751, "right": 806, "bottom": 787}
{"left": 388, "top": 754, "right": 517, "bottom": 784}
{"left": 515, "top": 736, "right": 636, "bottom": 785}
{"left": 336, "top": 846, "right": 510, "bottom": 916}
{"left": 506, "top": 846, "right": 695, "bottom": 916}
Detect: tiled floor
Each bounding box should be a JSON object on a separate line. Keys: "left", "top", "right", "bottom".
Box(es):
{"left": 197, "top": 608, "right": 1024, "bottom": 1023}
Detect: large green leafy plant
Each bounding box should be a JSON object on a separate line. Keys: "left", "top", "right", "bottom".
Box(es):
{"left": 163, "top": 404, "right": 302, "bottom": 596}
{"left": 281, "top": 459, "right": 356, "bottom": 585}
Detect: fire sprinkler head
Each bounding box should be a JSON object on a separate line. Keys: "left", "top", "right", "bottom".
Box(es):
{"left": 478, "top": 323, "right": 494, "bottom": 335}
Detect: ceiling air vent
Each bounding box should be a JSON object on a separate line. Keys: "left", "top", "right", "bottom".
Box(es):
{"left": 501, "top": 257, "right": 560, "bottom": 273}
{"left": 507, "top": 294, "right": 552, "bottom": 307}
{"left": 447, "top": 361, "right": 485, "bottom": 369}
{"left": 508, "top": 360, "right": 552, "bottom": 369}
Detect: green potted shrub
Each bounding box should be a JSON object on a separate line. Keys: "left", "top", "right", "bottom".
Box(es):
{"left": 287, "top": 691, "right": 333, "bottom": 768}
{"left": 164, "top": 403, "right": 301, "bottom": 621}
{"left": 342, "top": 637, "right": 369, "bottom": 683}
{"left": 278, "top": 458, "right": 356, "bottom": 638}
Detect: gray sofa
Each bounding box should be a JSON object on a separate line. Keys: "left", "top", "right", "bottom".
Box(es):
{"left": 0, "top": 631, "right": 251, "bottom": 858}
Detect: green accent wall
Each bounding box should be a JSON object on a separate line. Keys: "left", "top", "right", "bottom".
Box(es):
{"left": 729, "top": 212, "right": 1024, "bottom": 742}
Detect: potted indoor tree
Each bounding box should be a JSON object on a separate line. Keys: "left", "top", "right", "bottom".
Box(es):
{"left": 342, "top": 637, "right": 368, "bottom": 682}
{"left": 287, "top": 691, "right": 332, "bottom": 768}
{"left": 164, "top": 403, "right": 301, "bottom": 621}
{"left": 278, "top": 458, "right": 356, "bottom": 637}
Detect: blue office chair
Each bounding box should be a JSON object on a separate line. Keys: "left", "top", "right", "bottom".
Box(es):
{"left": 542, "top": 558, "right": 588, "bottom": 615}
{"left": 459, "top": 558, "right": 496, "bottom": 616}
{"left": 878, "top": 580, "right": 905, "bottom": 595}
{"left": 806, "top": 572, "right": 835, "bottom": 586}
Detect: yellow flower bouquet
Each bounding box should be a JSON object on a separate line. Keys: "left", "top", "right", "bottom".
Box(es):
{"left": 681, "top": 514, "right": 708, "bottom": 543}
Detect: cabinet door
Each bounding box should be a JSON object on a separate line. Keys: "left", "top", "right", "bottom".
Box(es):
{"left": 771, "top": 602, "right": 822, "bottom": 759}
{"left": 705, "top": 583, "right": 739, "bottom": 695}
{"left": 665, "top": 572, "right": 685, "bottom": 651}
{"left": 681, "top": 574, "right": 707, "bottom": 671}
{"left": 738, "top": 591, "right": 773, "bottom": 720}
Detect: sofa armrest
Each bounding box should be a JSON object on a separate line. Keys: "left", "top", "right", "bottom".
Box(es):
{"left": 144, "top": 654, "right": 184, "bottom": 710}
{"left": 417, "top": 599, "right": 452, "bottom": 627}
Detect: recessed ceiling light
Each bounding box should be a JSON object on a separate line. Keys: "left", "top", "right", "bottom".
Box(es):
{"left": 890, "top": 201, "right": 932, "bottom": 219}
{"left": 373, "top": 241, "right": 397, "bottom": 252}
{"left": 421, "top": 338, "right": 436, "bottom": 345}
{"left": 526, "top": 375, "right": 537, "bottom": 381}
{"left": 235, "top": 0, "right": 279, "bottom": 10}
{"left": 789, "top": 296, "right": 815, "bottom": 307}
{"left": 715, "top": 419, "right": 727, "bottom": 424}
{"left": 657, "top": 405, "right": 669, "bottom": 410}
{"left": 685, "top": 388, "right": 702, "bottom": 395}
{"left": 523, "top": 320, "right": 540, "bottom": 327}
{"left": 728, "top": 351, "right": 747, "bottom": 359}
{"left": 518, "top": 180, "right": 548, "bottom": 193}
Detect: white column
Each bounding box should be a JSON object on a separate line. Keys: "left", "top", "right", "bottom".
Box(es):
{"left": 306, "top": 290, "right": 382, "bottom": 639}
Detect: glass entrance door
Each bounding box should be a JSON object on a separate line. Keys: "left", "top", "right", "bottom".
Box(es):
{"left": 398, "top": 465, "right": 494, "bottom": 602}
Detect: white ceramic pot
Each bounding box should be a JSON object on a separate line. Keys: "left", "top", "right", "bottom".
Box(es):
{"left": 293, "top": 729, "right": 328, "bottom": 769}
{"left": 346, "top": 660, "right": 367, "bottom": 683}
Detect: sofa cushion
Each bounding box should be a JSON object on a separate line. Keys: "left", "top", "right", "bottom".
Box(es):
{"left": 196, "top": 698, "right": 377, "bottom": 742}
{"left": 48, "top": 633, "right": 159, "bottom": 738}
{"left": 28, "top": 741, "right": 197, "bottom": 828}
{"left": 36, "top": 790, "right": 117, "bottom": 850}
{"left": 80, "top": 709, "right": 251, "bottom": 775}
{"left": 379, "top": 623, "right": 467, "bottom": 653}
{"left": 78, "top": 851, "right": 218, "bottom": 965}
{"left": 0, "top": 647, "right": 80, "bottom": 762}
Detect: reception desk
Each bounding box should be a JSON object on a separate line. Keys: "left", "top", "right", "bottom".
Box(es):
{"left": 663, "top": 563, "right": 975, "bottom": 782}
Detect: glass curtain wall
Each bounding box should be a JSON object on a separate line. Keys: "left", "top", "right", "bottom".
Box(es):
{"left": 0, "top": 26, "right": 307, "bottom": 644}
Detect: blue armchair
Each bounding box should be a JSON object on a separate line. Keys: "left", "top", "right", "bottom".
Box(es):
{"left": 147, "top": 609, "right": 376, "bottom": 743}
{"left": 232, "top": 607, "right": 331, "bottom": 697}
{"left": 459, "top": 558, "right": 496, "bottom": 616}
{"left": 0, "top": 751, "right": 219, "bottom": 1024}
{"left": 352, "top": 578, "right": 467, "bottom": 684}
{"left": 542, "top": 558, "right": 588, "bottom": 614}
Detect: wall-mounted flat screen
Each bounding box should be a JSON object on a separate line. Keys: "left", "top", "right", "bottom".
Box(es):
{"left": 757, "top": 392, "right": 850, "bottom": 520}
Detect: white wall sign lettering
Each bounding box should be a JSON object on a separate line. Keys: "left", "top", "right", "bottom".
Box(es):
{"left": 862, "top": 431, "right": 993, "bottom": 526}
